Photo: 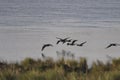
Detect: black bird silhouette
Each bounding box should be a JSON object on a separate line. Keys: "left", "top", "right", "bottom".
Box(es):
{"left": 41, "top": 44, "right": 53, "bottom": 51}
{"left": 105, "top": 43, "right": 120, "bottom": 49}
{"left": 67, "top": 40, "right": 78, "bottom": 46}
{"left": 56, "top": 37, "right": 71, "bottom": 44}
{"left": 77, "top": 41, "right": 87, "bottom": 46}
{"left": 67, "top": 39, "right": 72, "bottom": 42}
{"left": 41, "top": 53, "right": 45, "bottom": 58}
{"left": 56, "top": 40, "right": 61, "bottom": 44}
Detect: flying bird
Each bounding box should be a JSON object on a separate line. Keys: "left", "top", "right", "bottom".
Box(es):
{"left": 41, "top": 44, "right": 53, "bottom": 51}
{"left": 105, "top": 43, "right": 120, "bottom": 49}
{"left": 56, "top": 40, "right": 61, "bottom": 44}
{"left": 67, "top": 39, "right": 72, "bottom": 42}
{"left": 56, "top": 37, "right": 71, "bottom": 44}
{"left": 77, "top": 41, "right": 87, "bottom": 46}
{"left": 67, "top": 40, "right": 78, "bottom": 46}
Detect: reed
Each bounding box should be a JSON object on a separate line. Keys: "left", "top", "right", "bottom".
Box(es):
{"left": 0, "top": 56, "right": 120, "bottom": 80}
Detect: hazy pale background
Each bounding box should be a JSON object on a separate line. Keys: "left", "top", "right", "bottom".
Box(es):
{"left": 0, "top": 0, "right": 120, "bottom": 65}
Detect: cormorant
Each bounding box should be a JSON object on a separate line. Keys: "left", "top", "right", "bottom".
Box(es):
{"left": 105, "top": 43, "right": 120, "bottom": 49}
{"left": 67, "top": 40, "right": 78, "bottom": 46}
{"left": 41, "top": 44, "right": 53, "bottom": 51}
{"left": 77, "top": 41, "right": 87, "bottom": 46}
{"left": 56, "top": 37, "right": 71, "bottom": 44}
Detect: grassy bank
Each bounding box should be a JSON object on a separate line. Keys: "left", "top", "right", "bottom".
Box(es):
{"left": 0, "top": 57, "right": 120, "bottom": 80}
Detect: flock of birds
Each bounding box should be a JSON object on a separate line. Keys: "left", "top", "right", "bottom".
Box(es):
{"left": 41, "top": 37, "right": 87, "bottom": 51}
{"left": 41, "top": 37, "right": 120, "bottom": 58}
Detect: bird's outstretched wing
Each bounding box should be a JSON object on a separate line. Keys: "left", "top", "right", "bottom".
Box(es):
{"left": 72, "top": 40, "right": 78, "bottom": 44}
{"left": 49, "top": 44, "right": 53, "bottom": 46}
{"left": 56, "top": 40, "right": 60, "bottom": 44}
{"left": 41, "top": 44, "right": 53, "bottom": 51}
{"left": 81, "top": 41, "right": 87, "bottom": 45}
{"left": 77, "top": 41, "right": 87, "bottom": 46}
{"left": 105, "top": 44, "right": 112, "bottom": 49}
{"left": 67, "top": 39, "right": 72, "bottom": 42}
{"left": 41, "top": 45, "right": 46, "bottom": 51}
